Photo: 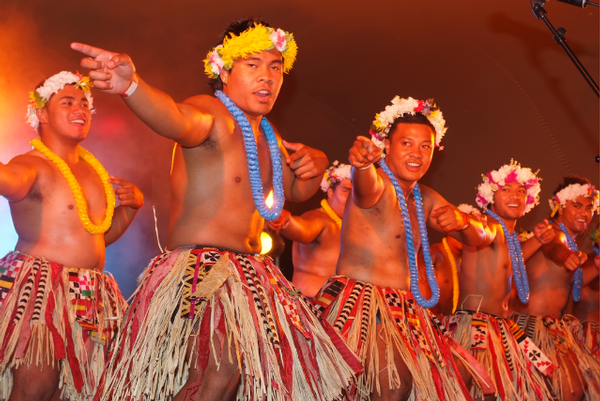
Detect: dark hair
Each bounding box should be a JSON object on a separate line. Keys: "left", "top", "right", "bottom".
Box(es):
{"left": 553, "top": 175, "right": 591, "bottom": 196}
{"left": 388, "top": 113, "right": 435, "bottom": 141}
{"left": 208, "top": 17, "right": 270, "bottom": 92}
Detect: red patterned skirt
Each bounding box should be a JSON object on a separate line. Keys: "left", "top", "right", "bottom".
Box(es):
{"left": 94, "top": 246, "right": 361, "bottom": 401}
{"left": 0, "top": 251, "right": 127, "bottom": 401}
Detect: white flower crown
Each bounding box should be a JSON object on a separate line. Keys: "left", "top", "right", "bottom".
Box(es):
{"left": 320, "top": 161, "right": 352, "bottom": 192}
{"left": 476, "top": 160, "right": 541, "bottom": 215}
{"left": 369, "top": 96, "right": 447, "bottom": 155}
{"left": 549, "top": 183, "right": 599, "bottom": 217}
{"left": 26, "top": 71, "right": 94, "bottom": 131}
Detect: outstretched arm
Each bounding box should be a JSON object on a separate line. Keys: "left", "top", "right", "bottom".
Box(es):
{"left": 0, "top": 158, "right": 37, "bottom": 202}
{"left": 348, "top": 136, "right": 384, "bottom": 209}
{"left": 267, "top": 209, "right": 327, "bottom": 244}
{"left": 543, "top": 231, "right": 588, "bottom": 272}
{"left": 104, "top": 176, "right": 144, "bottom": 246}
{"left": 280, "top": 140, "right": 329, "bottom": 202}
{"left": 71, "top": 43, "right": 214, "bottom": 147}
{"left": 521, "top": 220, "right": 554, "bottom": 261}
{"left": 424, "top": 187, "right": 487, "bottom": 247}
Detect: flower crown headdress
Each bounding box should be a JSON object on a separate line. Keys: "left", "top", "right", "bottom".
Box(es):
{"left": 26, "top": 71, "right": 93, "bottom": 131}
{"left": 549, "top": 183, "right": 599, "bottom": 218}
{"left": 203, "top": 24, "right": 298, "bottom": 79}
{"left": 369, "top": 96, "right": 447, "bottom": 155}
{"left": 476, "top": 159, "right": 541, "bottom": 215}
{"left": 320, "top": 161, "right": 352, "bottom": 192}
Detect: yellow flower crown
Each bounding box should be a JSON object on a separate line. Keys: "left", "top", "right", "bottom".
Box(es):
{"left": 203, "top": 24, "right": 298, "bottom": 79}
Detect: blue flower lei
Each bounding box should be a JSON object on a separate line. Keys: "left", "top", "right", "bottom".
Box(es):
{"left": 215, "top": 90, "right": 284, "bottom": 220}
{"left": 558, "top": 222, "right": 583, "bottom": 302}
{"left": 485, "top": 209, "right": 530, "bottom": 303}
{"left": 379, "top": 159, "right": 440, "bottom": 308}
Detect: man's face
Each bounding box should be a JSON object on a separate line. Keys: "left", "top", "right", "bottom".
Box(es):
{"left": 327, "top": 178, "right": 352, "bottom": 217}
{"left": 559, "top": 195, "right": 595, "bottom": 234}
{"left": 384, "top": 123, "right": 435, "bottom": 185}
{"left": 220, "top": 48, "right": 284, "bottom": 119}
{"left": 38, "top": 84, "right": 91, "bottom": 141}
{"left": 491, "top": 181, "right": 527, "bottom": 220}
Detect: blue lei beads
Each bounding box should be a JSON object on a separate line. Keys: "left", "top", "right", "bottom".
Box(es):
{"left": 485, "top": 209, "right": 530, "bottom": 303}
{"left": 558, "top": 222, "right": 583, "bottom": 302}
{"left": 215, "top": 91, "right": 284, "bottom": 221}
{"left": 379, "top": 159, "right": 440, "bottom": 308}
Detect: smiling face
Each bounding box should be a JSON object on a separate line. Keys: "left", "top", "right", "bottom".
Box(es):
{"left": 558, "top": 195, "right": 595, "bottom": 235}
{"left": 37, "top": 84, "right": 91, "bottom": 142}
{"left": 384, "top": 123, "right": 435, "bottom": 187}
{"left": 327, "top": 178, "right": 352, "bottom": 217}
{"left": 491, "top": 180, "right": 528, "bottom": 221}
{"left": 220, "top": 48, "right": 284, "bottom": 120}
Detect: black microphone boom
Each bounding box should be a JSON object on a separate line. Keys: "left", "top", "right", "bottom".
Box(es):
{"left": 556, "top": 0, "right": 599, "bottom": 8}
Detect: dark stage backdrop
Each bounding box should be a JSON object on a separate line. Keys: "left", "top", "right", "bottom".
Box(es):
{"left": 0, "top": 0, "right": 597, "bottom": 297}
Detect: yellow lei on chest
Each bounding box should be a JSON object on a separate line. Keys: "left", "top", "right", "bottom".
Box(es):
{"left": 31, "top": 139, "right": 115, "bottom": 235}
{"left": 320, "top": 199, "right": 342, "bottom": 229}
{"left": 442, "top": 237, "right": 460, "bottom": 314}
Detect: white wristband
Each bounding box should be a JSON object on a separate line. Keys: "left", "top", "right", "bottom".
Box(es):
{"left": 120, "top": 73, "right": 139, "bottom": 97}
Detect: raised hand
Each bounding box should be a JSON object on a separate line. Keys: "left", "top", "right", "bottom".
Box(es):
{"left": 564, "top": 251, "right": 587, "bottom": 271}
{"left": 71, "top": 43, "right": 136, "bottom": 94}
{"left": 348, "top": 136, "right": 382, "bottom": 170}
{"left": 533, "top": 219, "right": 555, "bottom": 244}
{"left": 282, "top": 140, "right": 328, "bottom": 180}
{"left": 267, "top": 209, "right": 291, "bottom": 231}
{"left": 431, "top": 205, "right": 469, "bottom": 234}
{"left": 109, "top": 176, "right": 144, "bottom": 209}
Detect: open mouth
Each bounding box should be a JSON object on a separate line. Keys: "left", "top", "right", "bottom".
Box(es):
{"left": 254, "top": 90, "right": 272, "bottom": 101}
{"left": 70, "top": 119, "right": 86, "bottom": 126}
{"left": 406, "top": 162, "right": 421, "bottom": 171}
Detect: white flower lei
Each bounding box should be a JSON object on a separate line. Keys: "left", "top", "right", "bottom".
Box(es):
{"left": 369, "top": 96, "right": 447, "bottom": 155}
{"left": 320, "top": 161, "right": 352, "bottom": 192}
{"left": 26, "top": 71, "right": 94, "bottom": 131}
{"left": 457, "top": 203, "right": 482, "bottom": 216}
{"left": 475, "top": 160, "right": 541, "bottom": 215}
{"left": 549, "top": 183, "right": 599, "bottom": 216}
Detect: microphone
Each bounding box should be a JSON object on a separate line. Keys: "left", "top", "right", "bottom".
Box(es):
{"left": 556, "top": 0, "right": 599, "bottom": 7}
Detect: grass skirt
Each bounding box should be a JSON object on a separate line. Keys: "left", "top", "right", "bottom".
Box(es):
{"left": 94, "top": 246, "right": 361, "bottom": 401}
{"left": 314, "top": 275, "right": 493, "bottom": 401}
{"left": 0, "top": 251, "right": 127, "bottom": 401}
{"left": 444, "top": 311, "right": 554, "bottom": 400}
{"left": 511, "top": 312, "right": 600, "bottom": 400}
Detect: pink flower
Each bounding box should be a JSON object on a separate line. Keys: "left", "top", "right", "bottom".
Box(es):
{"left": 415, "top": 100, "right": 424, "bottom": 113}
{"left": 270, "top": 29, "right": 287, "bottom": 52}
{"left": 505, "top": 170, "right": 518, "bottom": 184}
{"left": 526, "top": 195, "right": 535, "bottom": 205}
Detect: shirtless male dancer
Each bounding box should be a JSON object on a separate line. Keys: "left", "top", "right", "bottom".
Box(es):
{"left": 0, "top": 71, "right": 143, "bottom": 401}
{"left": 72, "top": 18, "right": 360, "bottom": 401}
{"left": 445, "top": 160, "right": 556, "bottom": 400}
{"left": 314, "top": 96, "right": 493, "bottom": 401}
{"left": 511, "top": 176, "right": 600, "bottom": 401}
{"left": 268, "top": 161, "right": 351, "bottom": 299}
{"left": 571, "top": 225, "right": 600, "bottom": 361}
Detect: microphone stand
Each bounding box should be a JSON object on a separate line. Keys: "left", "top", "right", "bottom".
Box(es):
{"left": 531, "top": 0, "right": 599, "bottom": 97}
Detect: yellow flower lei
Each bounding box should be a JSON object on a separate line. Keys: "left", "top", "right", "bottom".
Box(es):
{"left": 442, "top": 237, "right": 460, "bottom": 314}
{"left": 320, "top": 199, "right": 342, "bottom": 229}
{"left": 30, "top": 139, "right": 115, "bottom": 235}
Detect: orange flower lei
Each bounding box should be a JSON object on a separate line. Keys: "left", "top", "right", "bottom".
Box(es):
{"left": 31, "top": 139, "right": 115, "bottom": 235}
{"left": 442, "top": 237, "right": 460, "bottom": 314}
{"left": 320, "top": 199, "right": 342, "bottom": 228}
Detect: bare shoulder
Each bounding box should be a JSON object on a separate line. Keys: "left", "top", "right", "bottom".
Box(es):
{"left": 301, "top": 207, "right": 330, "bottom": 223}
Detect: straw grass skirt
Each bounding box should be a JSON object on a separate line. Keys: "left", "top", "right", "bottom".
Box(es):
{"left": 94, "top": 246, "right": 361, "bottom": 401}
{"left": 0, "top": 251, "right": 127, "bottom": 401}
{"left": 314, "top": 276, "right": 494, "bottom": 401}
{"left": 511, "top": 312, "right": 600, "bottom": 400}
